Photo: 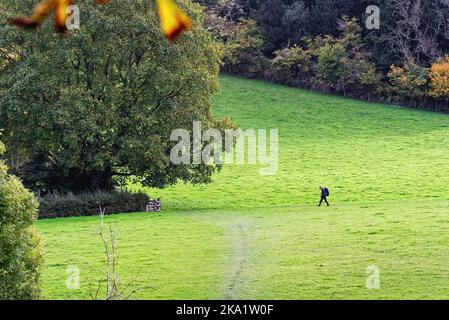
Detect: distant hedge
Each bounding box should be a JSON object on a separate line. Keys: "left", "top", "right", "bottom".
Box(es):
{"left": 38, "top": 191, "right": 150, "bottom": 219}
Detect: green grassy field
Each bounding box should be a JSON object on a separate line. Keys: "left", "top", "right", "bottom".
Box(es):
{"left": 37, "top": 76, "right": 449, "bottom": 299}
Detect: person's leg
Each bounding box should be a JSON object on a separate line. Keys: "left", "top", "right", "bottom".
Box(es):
{"left": 318, "top": 197, "right": 323, "bottom": 206}
{"left": 324, "top": 197, "right": 329, "bottom": 206}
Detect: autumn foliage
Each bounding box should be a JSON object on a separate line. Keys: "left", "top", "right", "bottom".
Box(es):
{"left": 9, "top": 0, "right": 192, "bottom": 40}
{"left": 388, "top": 64, "right": 429, "bottom": 100}
{"left": 429, "top": 56, "right": 449, "bottom": 99}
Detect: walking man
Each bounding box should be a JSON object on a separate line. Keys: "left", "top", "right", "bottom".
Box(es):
{"left": 318, "top": 186, "right": 330, "bottom": 207}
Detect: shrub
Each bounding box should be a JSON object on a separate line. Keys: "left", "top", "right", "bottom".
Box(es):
{"left": 339, "top": 55, "right": 380, "bottom": 97}
{"left": 0, "top": 141, "right": 42, "bottom": 299}
{"left": 38, "top": 190, "right": 151, "bottom": 219}
{"left": 388, "top": 63, "right": 429, "bottom": 105}
{"left": 220, "top": 19, "right": 266, "bottom": 77}
{"left": 429, "top": 56, "right": 449, "bottom": 99}
{"left": 271, "top": 45, "right": 313, "bottom": 86}
{"left": 315, "top": 41, "right": 346, "bottom": 89}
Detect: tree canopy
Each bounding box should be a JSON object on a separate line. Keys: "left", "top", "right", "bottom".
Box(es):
{"left": 0, "top": 0, "right": 229, "bottom": 193}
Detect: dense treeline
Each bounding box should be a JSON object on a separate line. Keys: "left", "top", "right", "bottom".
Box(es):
{"left": 201, "top": 0, "right": 449, "bottom": 110}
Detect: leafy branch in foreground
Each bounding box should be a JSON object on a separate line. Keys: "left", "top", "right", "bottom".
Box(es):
{"left": 9, "top": 0, "right": 191, "bottom": 41}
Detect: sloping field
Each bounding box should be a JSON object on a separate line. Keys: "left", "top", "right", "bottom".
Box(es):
{"left": 38, "top": 76, "right": 449, "bottom": 299}
{"left": 141, "top": 76, "right": 449, "bottom": 210}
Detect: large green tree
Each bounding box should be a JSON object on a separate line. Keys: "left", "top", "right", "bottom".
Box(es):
{"left": 0, "top": 0, "right": 228, "bottom": 193}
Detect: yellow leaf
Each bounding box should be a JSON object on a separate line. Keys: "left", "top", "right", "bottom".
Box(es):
{"left": 156, "top": 0, "right": 192, "bottom": 41}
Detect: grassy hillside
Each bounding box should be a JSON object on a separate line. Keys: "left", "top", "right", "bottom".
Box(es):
{"left": 37, "top": 76, "right": 449, "bottom": 299}
{"left": 138, "top": 75, "right": 449, "bottom": 210}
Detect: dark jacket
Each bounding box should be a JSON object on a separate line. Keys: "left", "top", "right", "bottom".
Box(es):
{"left": 321, "top": 188, "right": 329, "bottom": 197}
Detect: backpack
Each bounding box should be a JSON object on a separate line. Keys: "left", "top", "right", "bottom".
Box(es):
{"left": 324, "top": 188, "right": 330, "bottom": 197}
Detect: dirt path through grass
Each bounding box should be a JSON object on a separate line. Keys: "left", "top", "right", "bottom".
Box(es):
{"left": 220, "top": 219, "right": 253, "bottom": 299}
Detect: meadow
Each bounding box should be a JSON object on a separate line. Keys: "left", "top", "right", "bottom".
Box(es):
{"left": 37, "top": 76, "right": 449, "bottom": 299}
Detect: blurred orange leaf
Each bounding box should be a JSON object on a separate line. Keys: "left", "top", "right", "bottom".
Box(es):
{"left": 9, "top": 0, "right": 192, "bottom": 40}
